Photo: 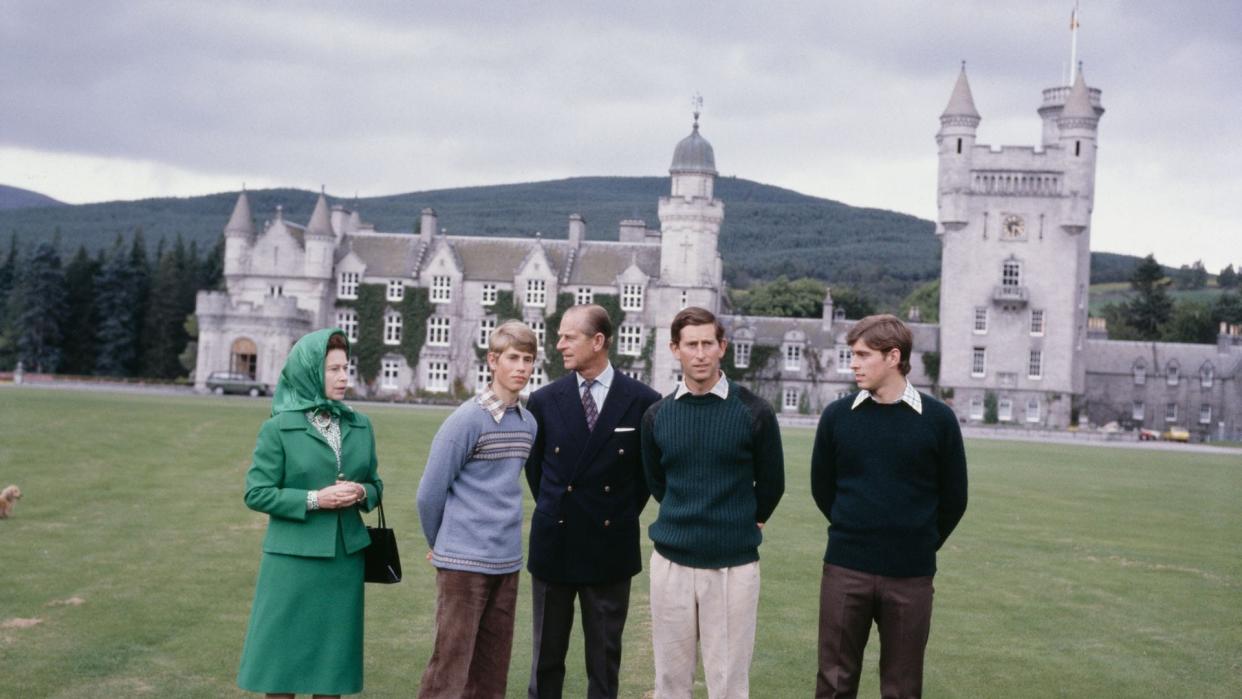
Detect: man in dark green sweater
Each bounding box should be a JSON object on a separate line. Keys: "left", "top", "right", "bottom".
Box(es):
{"left": 811, "top": 314, "right": 968, "bottom": 699}
{"left": 641, "top": 306, "right": 785, "bottom": 699}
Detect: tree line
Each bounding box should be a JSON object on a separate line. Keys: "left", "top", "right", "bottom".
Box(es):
{"left": 1099, "top": 254, "right": 1242, "bottom": 342}
{"left": 0, "top": 231, "right": 222, "bottom": 378}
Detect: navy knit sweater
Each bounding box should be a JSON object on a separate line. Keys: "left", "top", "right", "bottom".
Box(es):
{"left": 641, "top": 380, "right": 785, "bottom": 569}
{"left": 811, "top": 391, "right": 968, "bottom": 577}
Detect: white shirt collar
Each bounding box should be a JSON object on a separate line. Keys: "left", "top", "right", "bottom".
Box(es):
{"left": 577, "top": 362, "right": 614, "bottom": 390}
{"left": 851, "top": 380, "right": 923, "bottom": 414}
{"left": 675, "top": 371, "right": 729, "bottom": 400}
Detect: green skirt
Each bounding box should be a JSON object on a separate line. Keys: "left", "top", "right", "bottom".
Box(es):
{"left": 237, "top": 527, "right": 365, "bottom": 695}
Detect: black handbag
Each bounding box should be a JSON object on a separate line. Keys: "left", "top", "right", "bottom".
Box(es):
{"left": 364, "top": 501, "right": 402, "bottom": 584}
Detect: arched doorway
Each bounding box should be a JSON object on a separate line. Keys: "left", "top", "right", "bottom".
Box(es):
{"left": 231, "top": 338, "right": 258, "bottom": 379}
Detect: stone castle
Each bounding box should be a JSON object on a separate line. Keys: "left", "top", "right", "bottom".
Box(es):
{"left": 194, "top": 67, "right": 1242, "bottom": 440}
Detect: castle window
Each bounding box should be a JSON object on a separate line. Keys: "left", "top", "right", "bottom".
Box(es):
{"left": 1166, "top": 362, "right": 1179, "bottom": 386}
{"left": 783, "top": 387, "right": 800, "bottom": 412}
{"left": 430, "top": 276, "right": 451, "bottom": 303}
{"left": 1132, "top": 401, "right": 1144, "bottom": 421}
{"left": 1200, "top": 363, "right": 1214, "bottom": 388}
{"left": 734, "top": 341, "right": 752, "bottom": 369}
{"left": 525, "top": 364, "right": 546, "bottom": 393}
{"left": 427, "top": 316, "right": 451, "bottom": 346}
{"left": 478, "top": 318, "right": 496, "bottom": 348}
{"left": 1030, "top": 309, "right": 1045, "bottom": 336}
{"left": 336, "top": 309, "right": 358, "bottom": 343}
{"left": 971, "top": 347, "right": 986, "bottom": 377}
{"left": 388, "top": 279, "right": 406, "bottom": 302}
{"left": 956, "top": 138, "right": 962, "bottom": 154}
{"left": 526, "top": 278, "right": 547, "bottom": 307}
{"left": 973, "top": 307, "right": 988, "bottom": 334}
{"left": 381, "top": 359, "right": 401, "bottom": 389}
{"left": 575, "top": 287, "right": 593, "bottom": 305}
{"left": 1075, "top": 141, "right": 1082, "bottom": 157}
{"left": 481, "top": 283, "right": 498, "bottom": 306}
{"left": 338, "top": 272, "right": 359, "bottom": 299}
{"left": 969, "top": 396, "right": 984, "bottom": 420}
{"left": 1199, "top": 404, "right": 1212, "bottom": 424}
{"left": 618, "top": 324, "right": 643, "bottom": 356}
{"left": 268, "top": 285, "right": 283, "bottom": 297}
{"left": 383, "top": 312, "right": 402, "bottom": 345}
{"left": 530, "top": 319, "right": 546, "bottom": 350}
{"left": 784, "top": 344, "right": 803, "bottom": 371}
{"left": 836, "top": 345, "right": 853, "bottom": 374}
{"left": 475, "top": 362, "right": 491, "bottom": 393}
{"left": 347, "top": 356, "right": 357, "bottom": 388}
{"left": 1165, "top": 402, "right": 1178, "bottom": 423}
{"left": 680, "top": 290, "right": 688, "bottom": 309}
{"left": 1001, "top": 260, "right": 1022, "bottom": 288}
{"left": 998, "top": 398, "right": 1013, "bottom": 422}
{"left": 1028, "top": 350, "right": 1043, "bottom": 380}
{"left": 621, "top": 284, "right": 644, "bottom": 311}
{"left": 1026, "top": 398, "right": 1041, "bottom": 423}
{"left": 1133, "top": 361, "right": 1146, "bottom": 385}
{"left": 425, "top": 361, "right": 449, "bottom": 392}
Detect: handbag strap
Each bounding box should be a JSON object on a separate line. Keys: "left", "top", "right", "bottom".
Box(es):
{"left": 374, "top": 499, "right": 386, "bottom": 528}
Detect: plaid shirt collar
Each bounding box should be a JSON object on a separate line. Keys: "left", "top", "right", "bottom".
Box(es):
{"left": 477, "top": 386, "right": 525, "bottom": 424}
{"left": 852, "top": 380, "right": 923, "bottom": 414}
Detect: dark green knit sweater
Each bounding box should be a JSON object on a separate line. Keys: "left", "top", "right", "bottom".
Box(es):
{"left": 641, "top": 380, "right": 785, "bottom": 569}
{"left": 811, "top": 391, "right": 968, "bottom": 577}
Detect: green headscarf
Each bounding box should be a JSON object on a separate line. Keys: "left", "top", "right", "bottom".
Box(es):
{"left": 270, "top": 328, "right": 352, "bottom": 417}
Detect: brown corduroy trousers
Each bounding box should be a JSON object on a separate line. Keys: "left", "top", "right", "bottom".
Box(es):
{"left": 418, "top": 568, "right": 520, "bottom": 699}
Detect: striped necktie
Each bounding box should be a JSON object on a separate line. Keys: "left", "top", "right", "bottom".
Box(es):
{"left": 581, "top": 378, "right": 598, "bottom": 432}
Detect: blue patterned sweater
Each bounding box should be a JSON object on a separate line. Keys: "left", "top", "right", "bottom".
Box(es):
{"left": 416, "top": 395, "right": 537, "bottom": 574}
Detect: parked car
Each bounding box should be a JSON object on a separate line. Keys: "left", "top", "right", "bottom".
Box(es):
{"left": 1138, "top": 428, "right": 1161, "bottom": 441}
{"left": 1161, "top": 426, "right": 1190, "bottom": 443}
{"left": 206, "top": 371, "right": 268, "bottom": 397}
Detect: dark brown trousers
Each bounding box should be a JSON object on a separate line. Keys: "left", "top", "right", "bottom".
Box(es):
{"left": 816, "top": 563, "right": 934, "bottom": 699}
{"left": 418, "top": 568, "right": 520, "bottom": 699}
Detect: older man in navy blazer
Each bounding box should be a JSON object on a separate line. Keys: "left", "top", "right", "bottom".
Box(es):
{"left": 525, "top": 304, "right": 661, "bottom": 699}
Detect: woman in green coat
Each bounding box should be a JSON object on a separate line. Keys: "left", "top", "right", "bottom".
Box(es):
{"left": 237, "top": 329, "right": 383, "bottom": 698}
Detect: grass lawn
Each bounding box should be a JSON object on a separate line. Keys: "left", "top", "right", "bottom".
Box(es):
{"left": 1, "top": 387, "right": 1239, "bottom": 698}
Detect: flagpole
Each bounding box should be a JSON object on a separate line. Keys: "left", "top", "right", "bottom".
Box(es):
{"left": 1069, "top": 1, "right": 1080, "bottom": 84}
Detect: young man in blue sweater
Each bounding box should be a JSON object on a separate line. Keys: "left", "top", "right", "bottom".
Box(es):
{"left": 642, "top": 306, "right": 785, "bottom": 699}
{"left": 416, "top": 320, "right": 539, "bottom": 698}
{"left": 811, "top": 314, "right": 968, "bottom": 699}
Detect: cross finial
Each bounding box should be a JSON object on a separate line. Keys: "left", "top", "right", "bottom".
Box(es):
{"left": 691, "top": 93, "right": 703, "bottom": 130}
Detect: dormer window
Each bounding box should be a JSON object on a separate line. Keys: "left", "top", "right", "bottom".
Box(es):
{"left": 338, "top": 271, "right": 359, "bottom": 299}
{"left": 526, "top": 279, "right": 547, "bottom": 307}
{"left": 387, "top": 279, "right": 405, "bottom": 302}
{"left": 1133, "top": 361, "right": 1146, "bottom": 385}
{"left": 734, "top": 341, "right": 752, "bottom": 369}
{"left": 1166, "top": 362, "right": 1180, "bottom": 386}
{"left": 1200, "top": 363, "right": 1214, "bottom": 388}
{"left": 784, "top": 344, "right": 802, "bottom": 371}
{"left": 430, "top": 276, "right": 451, "bottom": 303}
{"left": 621, "top": 284, "right": 644, "bottom": 311}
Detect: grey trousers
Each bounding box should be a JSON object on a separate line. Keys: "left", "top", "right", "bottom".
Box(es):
{"left": 527, "top": 574, "right": 632, "bottom": 699}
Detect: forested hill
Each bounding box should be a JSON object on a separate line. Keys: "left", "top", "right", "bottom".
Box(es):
{"left": 0, "top": 184, "right": 65, "bottom": 210}
{"left": 0, "top": 176, "right": 1150, "bottom": 304}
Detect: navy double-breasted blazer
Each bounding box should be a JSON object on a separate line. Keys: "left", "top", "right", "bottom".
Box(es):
{"left": 524, "top": 369, "right": 661, "bottom": 585}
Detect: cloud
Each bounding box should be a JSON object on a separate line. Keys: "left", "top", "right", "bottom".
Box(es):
{"left": 0, "top": 0, "right": 1237, "bottom": 268}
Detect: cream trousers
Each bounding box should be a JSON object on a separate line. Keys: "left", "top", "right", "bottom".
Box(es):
{"left": 649, "top": 550, "right": 760, "bottom": 699}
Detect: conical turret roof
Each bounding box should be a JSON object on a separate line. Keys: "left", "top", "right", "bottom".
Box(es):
{"left": 224, "top": 190, "right": 255, "bottom": 236}
{"left": 941, "top": 64, "right": 981, "bottom": 120}
{"left": 1061, "top": 68, "right": 1095, "bottom": 120}
{"left": 306, "top": 190, "right": 333, "bottom": 238}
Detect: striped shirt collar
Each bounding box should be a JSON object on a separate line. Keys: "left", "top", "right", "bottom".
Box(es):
{"left": 675, "top": 371, "right": 729, "bottom": 400}
{"left": 852, "top": 380, "right": 923, "bottom": 414}
{"left": 477, "top": 386, "right": 526, "bottom": 424}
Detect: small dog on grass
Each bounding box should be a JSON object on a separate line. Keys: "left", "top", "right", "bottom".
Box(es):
{"left": 0, "top": 485, "right": 21, "bottom": 519}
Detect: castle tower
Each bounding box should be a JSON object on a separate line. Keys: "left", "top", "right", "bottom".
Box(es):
{"left": 223, "top": 189, "right": 255, "bottom": 283}
{"left": 303, "top": 190, "right": 336, "bottom": 281}
{"left": 651, "top": 109, "right": 726, "bottom": 390}
{"left": 936, "top": 66, "right": 1104, "bottom": 428}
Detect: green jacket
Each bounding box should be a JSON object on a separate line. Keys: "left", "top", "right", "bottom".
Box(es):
{"left": 244, "top": 410, "right": 383, "bottom": 558}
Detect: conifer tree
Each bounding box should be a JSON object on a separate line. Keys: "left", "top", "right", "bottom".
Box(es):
{"left": 141, "top": 239, "right": 190, "bottom": 378}
{"left": 61, "top": 245, "right": 99, "bottom": 374}
{"left": 128, "top": 229, "right": 151, "bottom": 375}
{"left": 1219, "top": 264, "right": 1238, "bottom": 289}
{"left": 9, "top": 242, "right": 67, "bottom": 372}
{"left": 1122, "top": 254, "right": 1174, "bottom": 340}
{"left": 94, "top": 237, "right": 138, "bottom": 376}
{"left": 0, "top": 234, "right": 19, "bottom": 369}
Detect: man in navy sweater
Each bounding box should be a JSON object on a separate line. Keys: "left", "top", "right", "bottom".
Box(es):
{"left": 524, "top": 304, "right": 661, "bottom": 699}
{"left": 811, "top": 314, "right": 967, "bottom": 699}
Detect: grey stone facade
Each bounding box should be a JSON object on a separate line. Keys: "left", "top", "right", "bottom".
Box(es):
{"left": 193, "top": 71, "right": 1242, "bottom": 439}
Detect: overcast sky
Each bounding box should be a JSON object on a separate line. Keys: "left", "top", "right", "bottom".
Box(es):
{"left": 1, "top": 1, "right": 1238, "bottom": 270}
